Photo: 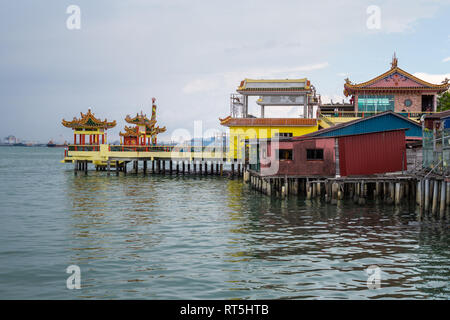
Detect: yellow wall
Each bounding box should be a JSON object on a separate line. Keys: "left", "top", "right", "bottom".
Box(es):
{"left": 228, "top": 125, "right": 318, "bottom": 160}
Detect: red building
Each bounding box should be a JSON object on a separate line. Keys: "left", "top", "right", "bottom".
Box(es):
{"left": 255, "top": 129, "right": 407, "bottom": 177}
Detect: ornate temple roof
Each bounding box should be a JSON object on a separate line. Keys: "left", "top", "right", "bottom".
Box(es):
{"left": 119, "top": 126, "right": 140, "bottom": 137}
{"left": 344, "top": 55, "right": 450, "bottom": 96}
{"left": 125, "top": 111, "right": 156, "bottom": 126}
{"left": 120, "top": 99, "right": 167, "bottom": 138}
{"left": 237, "top": 78, "right": 311, "bottom": 94}
{"left": 62, "top": 109, "right": 116, "bottom": 129}
{"left": 148, "top": 126, "right": 167, "bottom": 135}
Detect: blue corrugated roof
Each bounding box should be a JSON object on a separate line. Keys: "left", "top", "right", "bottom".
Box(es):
{"left": 314, "top": 111, "right": 422, "bottom": 138}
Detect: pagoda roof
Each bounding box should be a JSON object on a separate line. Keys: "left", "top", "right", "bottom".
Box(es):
{"left": 119, "top": 126, "right": 141, "bottom": 137}
{"left": 344, "top": 56, "right": 449, "bottom": 96}
{"left": 62, "top": 109, "right": 116, "bottom": 129}
{"left": 237, "top": 78, "right": 311, "bottom": 94}
{"left": 125, "top": 111, "right": 157, "bottom": 126}
{"left": 148, "top": 126, "right": 167, "bottom": 135}
{"left": 119, "top": 125, "right": 167, "bottom": 137}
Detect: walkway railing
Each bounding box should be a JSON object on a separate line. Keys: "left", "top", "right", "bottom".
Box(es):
{"left": 320, "top": 110, "right": 436, "bottom": 118}
{"left": 67, "top": 144, "right": 229, "bottom": 154}
{"left": 67, "top": 145, "right": 101, "bottom": 151}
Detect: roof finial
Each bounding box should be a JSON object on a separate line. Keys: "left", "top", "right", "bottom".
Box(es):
{"left": 391, "top": 52, "right": 398, "bottom": 69}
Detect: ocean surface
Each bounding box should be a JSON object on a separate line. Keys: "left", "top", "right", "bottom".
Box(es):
{"left": 0, "top": 146, "right": 448, "bottom": 299}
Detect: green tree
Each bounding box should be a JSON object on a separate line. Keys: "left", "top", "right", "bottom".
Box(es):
{"left": 437, "top": 91, "right": 450, "bottom": 111}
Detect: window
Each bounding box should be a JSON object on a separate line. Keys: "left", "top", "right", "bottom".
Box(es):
{"left": 278, "top": 149, "right": 293, "bottom": 160}
{"left": 274, "top": 132, "right": 293, "bottom": 137}
{"left": 404, "top": 99, "right": 412, "bottom": 107}
{"left": 358, "top": 94, "right": 394, "bottom": 112}
{"left": 306, "top": 149, "right": 324, "bottom": 160}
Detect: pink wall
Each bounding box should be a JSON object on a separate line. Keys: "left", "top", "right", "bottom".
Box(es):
{"left": 368, "top": 74, "right": 424, "bottom": 88}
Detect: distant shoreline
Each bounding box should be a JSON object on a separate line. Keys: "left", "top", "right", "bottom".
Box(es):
{"left": 0, "top": 144, "right": 49, "bottom": 147}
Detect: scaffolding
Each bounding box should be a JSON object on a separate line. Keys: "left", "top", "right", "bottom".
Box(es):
{"left": 230, "top": 94, "right": 246, "bottom": 118}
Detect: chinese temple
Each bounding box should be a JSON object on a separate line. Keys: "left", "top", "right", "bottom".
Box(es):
{"left": 62, "top": 109, "right": 116, "bottom": 149}
{"left": 220, "top": 78, "right": 320, "bottom": 160}
{"left": 344, "top": 54, "right": 450, "bottom": 114}
{"left": 119, "top": 98, "right": 166, "bottom": 145}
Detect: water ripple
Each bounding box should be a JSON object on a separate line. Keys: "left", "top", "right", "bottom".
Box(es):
{"left": 0, "top": 147, "right": 449, "bottom": 299}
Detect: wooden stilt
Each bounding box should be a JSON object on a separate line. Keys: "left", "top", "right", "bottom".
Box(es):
{"left": 358, "top": 182, "right": 366, "bottom": 205}
{"left": 440, "top": 181, "right": 446, "bottom": 218}
{"left": 424, "top": 179, "right": 430, "bottom": 211}
{"left": 395, "top": 182, "right": 401, "bottom": 205}
{"left": 432, "top": 180, "right": 439, "bottom": 215}
{"left": 416, "top": 180, "right": 422, "bottom": 206}
{"left": 446, "top": 182, "right": 450, "bottom": 207}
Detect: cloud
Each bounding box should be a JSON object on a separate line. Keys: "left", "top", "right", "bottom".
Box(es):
{"left": 413, "top": 72, "right": 450, "bottom": 84}
{"left": 443, "top": 57, "right": 450, "bottom": 62}
{"left": 182, "top": 78, "right": 220, "bottom": 94}
{"left": 1, "top": 0, "right": 449, "bottom": 141}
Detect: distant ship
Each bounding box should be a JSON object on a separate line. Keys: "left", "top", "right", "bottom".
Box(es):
{"left": 47, "top": 140, "right": 68, "bottom": 148}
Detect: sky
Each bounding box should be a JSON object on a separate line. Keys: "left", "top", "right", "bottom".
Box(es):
{"left": 0, "top": 0, "right": 449, "bottom": 143}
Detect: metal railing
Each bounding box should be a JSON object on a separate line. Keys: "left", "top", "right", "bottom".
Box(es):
{"left": 67, "top": 145, "right": 101, "bottom": 151}
{"left": 67, "top": 144, "right": 229, "bottom": 154}
{"left": 320, "top": 110, "right": 436, "bottom": 118}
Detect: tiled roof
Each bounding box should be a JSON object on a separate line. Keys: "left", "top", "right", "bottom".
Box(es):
{"left": 62, "top": 109, "right": 116, "bottom": 129}
{"left": 343, "top": 66, "right": 449, "bottom": 96}
{"left": 219, "top": 117, "right": 317, "bottom": 127}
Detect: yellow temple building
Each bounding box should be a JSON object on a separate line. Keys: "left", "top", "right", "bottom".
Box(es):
{"left": 220, "top": 78, "right": 320, "bottom": 161}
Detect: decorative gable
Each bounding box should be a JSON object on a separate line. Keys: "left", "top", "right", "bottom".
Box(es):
{"left": 367, "top": 72, "right": 426, "bottom": 88}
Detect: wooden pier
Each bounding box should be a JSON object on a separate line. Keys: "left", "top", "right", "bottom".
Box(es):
{"left": 67, "top": 144, "right": 244, "bottom": 178}
{"left": 245, "top": 170, "right": 449, "bottom": 219}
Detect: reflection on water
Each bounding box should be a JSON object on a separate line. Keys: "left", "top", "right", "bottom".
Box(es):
{"left": 0, "top": 147, "right": 448, "bottom": 299}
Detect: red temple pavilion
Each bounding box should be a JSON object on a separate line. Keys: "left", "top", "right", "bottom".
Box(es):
{"left": 62, "top": 109, "right": 116, "bottom": 150}
{"left": 344, "top": 54, "right": 449, "bottom": 114}
{"left": 119, "top": 98, "right": 167, "bottom": 146}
